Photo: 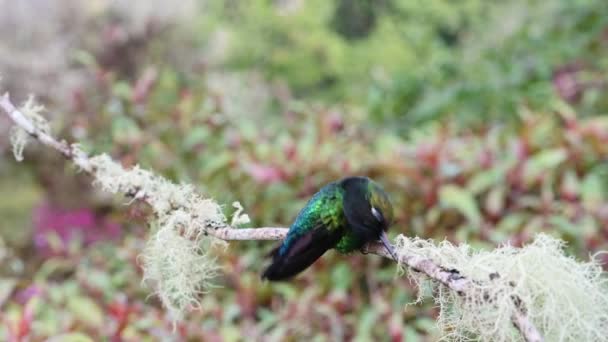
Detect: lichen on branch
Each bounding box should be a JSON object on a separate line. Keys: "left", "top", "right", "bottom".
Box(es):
{"left": 88, "top": 153, "right": 231, "bottom": 318}
{"left": 2, "top": 93, "right": 234, "bottom": 318}
{"left": 394, "top": 234, "right": 608, "bottom": 342}
{"left": 8, "top": 95, "right": 50, "bottom": 161}
{"left": 142, "top": 221, "right": 224, "bottom": 319}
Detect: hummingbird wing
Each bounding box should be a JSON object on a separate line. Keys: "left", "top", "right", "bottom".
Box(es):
{"left": 262, "top": 183, "right": 345, "bottom": 281}
{"left": 262, "top": 224, "right": 342, "bottom": 281}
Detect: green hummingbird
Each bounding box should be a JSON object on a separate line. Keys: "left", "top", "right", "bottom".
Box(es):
{"left": 262, "top": 176, "right": 397, "bottom": 281}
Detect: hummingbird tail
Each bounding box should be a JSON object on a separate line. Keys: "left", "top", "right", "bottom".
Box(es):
{"left": 262, "top": 228, "right": 341, "bottom": 281}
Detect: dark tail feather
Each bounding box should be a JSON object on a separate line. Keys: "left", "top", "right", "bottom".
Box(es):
{"left": 262, "top": 229, "right": 340, "bottom": 281}
{"left": 262, "top": 244, "right": 330, "bottom": 281}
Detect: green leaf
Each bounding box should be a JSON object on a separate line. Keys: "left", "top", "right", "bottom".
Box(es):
{"left": 582, "top": 172, "right": 605, "bottom": 209}
{"left": 439, "top": 184, "right": 481, "bottom": 226}
{"left": 405, "top": 326, "right": 421, "bottom": 342}
{"left": 0, "top": 278, "right": 17, "bottom": 307}
{"left": 222, "top": 303, "right": 241, "bottom": 323}
{"left": 71, "top": 50, "right": 97, "bottom": 67}
{"left": 200, "top": 152, "right": 232, "bottom": 177}
{"left": 331, "top": 262, "right": 354, "bottom": 291}
{"left": 67, "top": 296, "right": 104, "bottom": 327}
{"left": 46, "top": 333, "right": 95, "bottom": 342}
{"left": 272, "top": 283, "right": 297, "bottom": 299}
{"left": 466, "top": 161, "right": 510, "bottom": 194}
{"left": 485, "top": 186, "right": 505, "bottom": 217}
{"left": 111, "top": 116, "right": 142, "bottom": 143}
{"left": 86, "top": 269, "right": 113, "bottom": 294}
{"left": 355, "top": 308, "right": 377, "bottom": 341}
{"left": 548, "top": 215, "right": 579, "bottom": 238}
{"left": 522, "top": 148, "right": 567, "bottom": 183}
{"left": 183, "top": 126, "right": 210, "bottom": 150}
{"left": 112, "top": 81, "right": 132, "bottom": 100}
{"left": 221, "top": 326, "right": 241, "bottom": 342}
{"left": 415, "top": 317, "right": 438, "bottom": 333}
{"left": 256, "top": 308, "right": 279, "bottom": 332}
{"left": 496, "top": 213, "right": 528, "bottom": 234}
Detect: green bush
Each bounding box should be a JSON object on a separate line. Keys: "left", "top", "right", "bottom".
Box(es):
{"left": 2, "top": 1, "right": 608, "bottom": 340}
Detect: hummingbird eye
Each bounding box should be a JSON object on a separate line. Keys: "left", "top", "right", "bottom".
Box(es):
{"left": 371, "top": 207, "right": 383, "bottom": 222}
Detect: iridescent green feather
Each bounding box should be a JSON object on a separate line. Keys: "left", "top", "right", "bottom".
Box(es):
{"left": 279, "top": 182, "right": 346, "bottom": 255}
{"left": 279, "top": 181, "right": 365, "bottom": 255}
{"left": 335, "top": 231, "right": 362, "bottom": 253}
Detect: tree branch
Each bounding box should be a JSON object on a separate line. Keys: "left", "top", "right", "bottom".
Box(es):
{"left": 0, "top": 92, "right": 543, "bottom": 342}
{"left": 1, "top": 93, "right": 93, "bottom": 171}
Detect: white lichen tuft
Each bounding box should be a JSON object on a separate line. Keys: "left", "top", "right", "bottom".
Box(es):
{"left": 231, "top": 201, "right": 251, "bottom": 227}
{"left": 88, "top": 154, "right": 231, "bottom": 317}
{"left": 395, "top": 233, "right": 608, "bottom": 342}
{"left": 88, "top": 154, "right": 227, "bottom": 231}
{"left": 142, "top": 221, "right": 222, "bottom": 319}
{"left": 9, "top": 126, "right": 28, "bottom": 161}
{"left": 9, "top": 95, "right": 49, "bottom": 161}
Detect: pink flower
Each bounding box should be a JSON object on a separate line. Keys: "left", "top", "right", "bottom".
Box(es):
{"left": 244, "top": 163, "right": 285, "bottom": 184}
{"left": 32, "top": 202, "right": 121, "bottom": 256}
{"left": 15, "top": 285, "right": 43, "bottom": 305}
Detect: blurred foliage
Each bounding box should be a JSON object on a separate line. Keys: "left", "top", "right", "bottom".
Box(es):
{"left": 1, "top": 0, "right": 608, "bottom": 340}
{"left": 207, "top": 0, "right": 608, "bottom": 130}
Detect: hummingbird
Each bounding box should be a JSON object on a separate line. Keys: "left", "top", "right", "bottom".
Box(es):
{"left": 262, "top": 176, "right": 397, "bottom": 281}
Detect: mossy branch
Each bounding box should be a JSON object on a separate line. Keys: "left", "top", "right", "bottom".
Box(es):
{"left": 15, "top": 91, "right": 608, "bottom": 342}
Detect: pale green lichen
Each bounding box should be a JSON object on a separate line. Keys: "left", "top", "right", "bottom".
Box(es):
{"left": 87, "top": 154, "right": 232, "bottom": 318}
{"left": 141, "top": 221, "right": 222, "bottom": 320}
{"left": 9, "top": 126, "right": 27, "bottom": 162}
{"left": 231, "top": 201, "right": 251, "bottom": 227}
{"left": 9, "top": 95, "right": 50, "bottom": 162}
{"left": 395, "top": 233, "right": 608, "bottom": 341}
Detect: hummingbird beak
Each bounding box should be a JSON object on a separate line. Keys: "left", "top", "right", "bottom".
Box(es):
{"left": 380, "top": 231, "right": 398, "bottom": 261}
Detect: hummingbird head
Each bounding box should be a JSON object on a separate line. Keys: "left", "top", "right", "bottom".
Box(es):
{"left": 341, "top": 177, "right": 394, "bottom": 242}
{"left": 368, "top": 180, "right": 394, "bottom": 231}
